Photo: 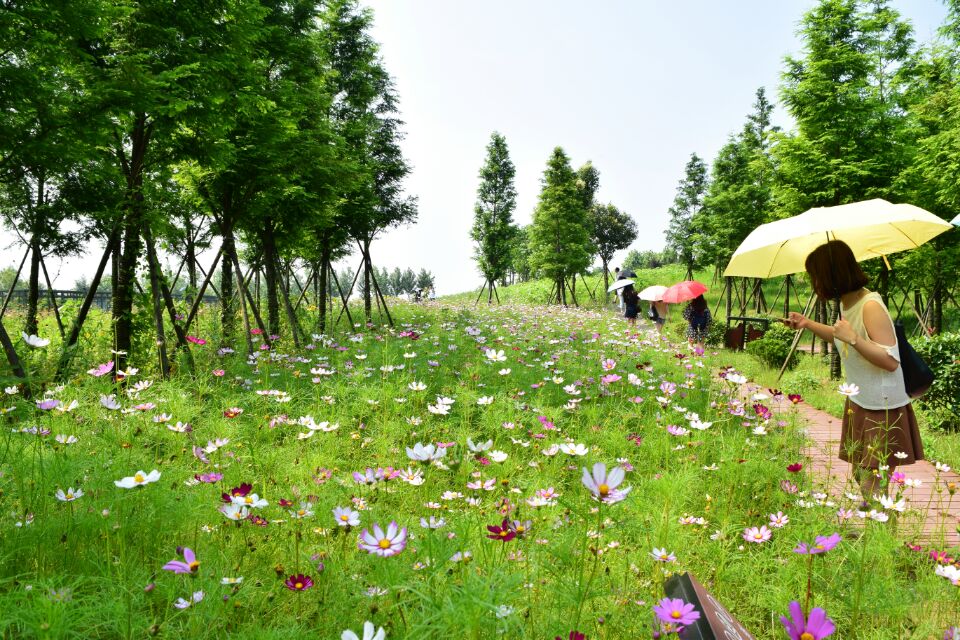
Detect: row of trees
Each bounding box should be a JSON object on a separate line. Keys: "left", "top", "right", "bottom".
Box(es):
{"left": 664, "top": 0, "right": 960, "bottom": 333}
{"left": 0, "top": 0, "right": 417, "bottom": 376}
{"left": 470, "top": 133, "right": 638, "bottom": 304}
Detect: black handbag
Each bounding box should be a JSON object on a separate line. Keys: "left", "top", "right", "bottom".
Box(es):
{"left": 894, "top": 321, "right": 934, "bottom": 398}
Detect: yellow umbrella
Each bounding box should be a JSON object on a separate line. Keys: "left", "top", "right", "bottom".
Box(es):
{"left": 724, "top": 199, "right": 953, "bottom": 277}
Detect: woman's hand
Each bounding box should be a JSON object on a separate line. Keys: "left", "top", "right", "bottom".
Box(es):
{"left": 784, "top": 312, "right": 809, "bottom": 330}
{"left": 833, "top": 319, "right": 857, "bottom": 345}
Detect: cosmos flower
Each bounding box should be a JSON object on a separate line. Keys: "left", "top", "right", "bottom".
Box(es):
{"left": 333, "top": 506, "right": 360, "bottom": 527}
{"left": 55, "top": 487, "right": 83, "bottom": 502}
{"left": 358, "top": 522, "right": 408, "bottom": 557}
{"left": 406, "top": 442, "right": 445, "bottom": 462}
{"left": 21, "top": 333, "right": 50, "bottom": 348}
{"left": 35, "top": 399, "right": 60, "bottom": 411}
{"left": 486, "top": 518, "right": 516, "bottom": 542}
{"left": 837, "top": 383, "right": 860, "bottom": 397}
{"left": 114, "top": 470, "right": 161, "bottom": 488}
{"left": 581, "top": 462, "right": 631, "bottom": 504}
{"left": 173, "top": 591, "right": 204, "bottom": 609}
{"left": 87, "top": 361, "right": 114, "bottom": 377}
{"left": 163, "top": 547, "right": 200, "bottom": 574}
{"left": 743, "top": 525, "right": 772, "bottom": 543}
{"left": 284, "top": 574, "right": 314, "bottom": 591}
{"left": 650, "top": 547, "right": 676, "bottom": 562}
{"left": 779, "top": 601, "right": 835, "bottom": 639}
{"left": 794, "top": 533, "right": 842, "bottom": 555}
{"left": 653, "top": 597, "right": 701, "bottom": 626}
{"left": 341, "top": 621, "right": 386, "bottom": 640}
{"left": 769, "top": 512, "right": 790, "bottom": 528}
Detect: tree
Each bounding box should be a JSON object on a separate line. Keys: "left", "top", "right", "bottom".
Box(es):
{"left": 774, "top": 0, "right": 916, "bottom": 377}
{"left": 471, "top": 132, "right": 517, "bottom": 302}
{"left": 664, "top": 153, "right": 709, "bottom": 279}
{"left": 589, "top": 203, "right": 637, "bottom": 300}
{"left": 415, "top": 268, "right": 435, "bottom": 291}
{"left": 528, "top": 147, "right": 591, "bottom": 305}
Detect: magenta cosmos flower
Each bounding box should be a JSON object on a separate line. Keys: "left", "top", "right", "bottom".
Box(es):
{"left": 283, "top": 573, "right": 313, "bottom": 591}
{"left": 358, "top": 521, "right": 408, "bottom": 557}
{"left": 794, "top": 533, "right": 842, "bottom": 555}
{"left": 162, "top": 547, "right": 200, "bottom": 574}
{"left": 486, "top": 518, "right": 516, "bottom": 542}
{"left": 779, "top": 601, "right": 835, "bottom": 640}
{"left": 653, "top": 597, "right": 701, "bottom": 626}
{"left": 581, "top": 462, "right": 631, "bottom": 504}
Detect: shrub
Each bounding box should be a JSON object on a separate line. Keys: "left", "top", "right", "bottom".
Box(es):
{"left": 912, "top": 331, "right": 960, "bottom": 431}
{"left": 745, "top": 321, "right": 799, "bottom": 371}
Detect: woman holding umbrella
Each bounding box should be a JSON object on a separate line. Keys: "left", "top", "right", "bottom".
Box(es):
{"left": 785, "top": 240, "right": 923, "bottom": 502}
{"left": 682, "top": 295, "right": 711, "bottom": 350}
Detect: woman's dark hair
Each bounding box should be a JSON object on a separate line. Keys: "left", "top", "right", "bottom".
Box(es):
{"left": 804, "top": 240, "right": 868, "bottom": 299}
{"left": 690, "top": 294, "right": 707, "bottom": 313}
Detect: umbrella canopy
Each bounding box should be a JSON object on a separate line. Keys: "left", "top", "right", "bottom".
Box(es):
{"left": 607, "top": 278, "right": 634, "bottom": 292}
{"left": 662, "top": 281, "right": 707, "bottom": 304}
{"left": 951, "top": 213, "right": 959, "bottom": 226}
{"left": 724, "top": 199, "right": 953, "bottom": 278}
{"left": 638, "top": 285, "right": 668, "bottom": 301}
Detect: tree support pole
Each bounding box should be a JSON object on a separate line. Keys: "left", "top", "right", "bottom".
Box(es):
{"left": 0, "top": 319, "right": 26, "bottom": 380}
{"left": 335, "top": 261, "right": 363, "bottom": 328}
{"left": 777, "top": 291, "right": 816, "bottom": 382}
{"left": 183, "top": 247, "right": 223, "bottom": 335}
{"left": 0, "top": 246, "right": 29, "bottom": 318}
{"left": 328, "top": 261, "right": 354, "bottom": 331}
{"left": 363, "top": 246, "right": 393, "bottom": 327}
{"left": 38, "top": 254, "right": 64, "bottom": 338}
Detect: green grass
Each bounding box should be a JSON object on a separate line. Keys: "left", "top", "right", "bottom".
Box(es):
{"left": 0, "top": 300, "right": 956, "bottom": 638}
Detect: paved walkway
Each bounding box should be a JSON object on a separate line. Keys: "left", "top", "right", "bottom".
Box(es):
{"left": 794, "top": 402, "right": 960, "bottom": 548}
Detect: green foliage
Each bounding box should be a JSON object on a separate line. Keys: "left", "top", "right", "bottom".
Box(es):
{"left": 664, "top": 153, "right": 708, "bottom": 277}
{"left": 746, "top": 321, "right": 799, "bottom": 371}
{"left": 527, "top": 148, "right": 591, "bottom": 301}
{"left": 912, "top": 331, "right": 960, "bottom": 430}
{"left": 471, "top": 132, "right": 517, "bottom": 284}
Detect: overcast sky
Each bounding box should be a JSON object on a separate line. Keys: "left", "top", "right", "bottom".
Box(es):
{"left": 1, "top": 0, "right": 950, "bottom": 295}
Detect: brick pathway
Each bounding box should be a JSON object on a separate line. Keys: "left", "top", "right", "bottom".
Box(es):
{"left": 795, "top": 402, "right": 960, "bottom": 548}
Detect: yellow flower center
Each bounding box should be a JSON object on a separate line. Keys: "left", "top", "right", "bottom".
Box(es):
{"left": 66, "top": 493, "right": 74, "bottom": 500}
{"left": 378, "top": 539, "right": 391, "bottom": 549}
{"left": 516, "top": 525, "right": 525, "bottom": 533}
{"left": 598, "top": 483, "right": 610, "bottom": 496}
{"left": 340, "top": 515, "right": 349, "bottom": 521}
{"left": 297, "top": 509, "right": 306, "bottom": 516}
{"left": 244, "top": 497, "right": 253, "bottom": 504}
{"left": 500, "top": 530, "right": 508, "bottom": 537}
{"left": 671, "top": 610, "right": 681, "bottom": 620}
{"left": 134, "top": 474, "right": 145, "bottom": 483}
{"left": 295, "top": 582, "right": 303, "bottom": 589}
{"left": 801, "top": 634, "right": 814, "bottom": 640}
{"left": 189, "top": 561, "right": 200, "bottom": 572}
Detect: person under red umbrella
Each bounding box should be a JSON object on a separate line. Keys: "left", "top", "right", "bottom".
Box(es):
{"left": 682, "top": 294, "right": 711, "bottom": 350}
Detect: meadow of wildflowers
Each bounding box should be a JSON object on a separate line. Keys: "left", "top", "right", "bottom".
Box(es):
{"left": 0, "top": 302, "right": 956, "bottom": 638}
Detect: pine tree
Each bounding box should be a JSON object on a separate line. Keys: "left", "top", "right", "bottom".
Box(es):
{"left": 471, "top": 132, "right": 517, "bottom": 302}
{"left": 528, "top": 147, "right": 591, "bottom": 304}
{"left": 589, "top": 204, "right": 637, "bottom": 301}
{"left": 664, "top": 154, "right": 709, "bottom": 280}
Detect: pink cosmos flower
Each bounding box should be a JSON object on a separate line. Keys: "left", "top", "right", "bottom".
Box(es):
{"left": 793, "top": 533, "right": 842, "bottom": 555}
{"left": 358, "top": 521, "right": 408, "bottom": 557}
{"left": 163, "top": 547, "right": 200, "bottom": 574}
{"left": 88, "top": 361, "right": 114, "bottom": 377}
{"left": 581, "top": 462, "right": 631, "bottom": 504}
{"left": 186, "top": 335, "right": 206, "bottom": 345}
{"left": 653, "top": 597, "right": 701, "bottom": 626}
{"left": 779, "top": 601, "right": 835, "bottom": 639}
{"left": 743, "top": 525, "right": 772, "bottom": 543}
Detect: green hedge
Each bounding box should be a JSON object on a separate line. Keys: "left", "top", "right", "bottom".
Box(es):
{"left": 912, "top": 331, "right": 960, "bottom": 431}
{"left": 746, "top": 321, "right": 799, "bottom": 371}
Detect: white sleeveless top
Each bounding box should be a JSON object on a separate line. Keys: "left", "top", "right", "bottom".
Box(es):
{"left": 836, "top": 290, "right": 910, "bottom": 410}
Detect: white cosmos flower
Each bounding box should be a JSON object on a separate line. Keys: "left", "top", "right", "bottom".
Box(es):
{"left": 56, "top": 400, "right": 79, "bottom": 413}
{"left": 838, "top": 383, "right": 860, "bottom": 397}
{"left": 341, "top": 621, "right": 386, "bottom": 640}
{"left": 489, "top": 450, "right": 508, "bottom": 463}
{"left": 408, "top": 381, "right": 427, "bottom": 391}
{"left": 114, "top": 470, "right": 161, "bottom": 488}
{"left": 55, "top": 434, "right": 78, "bottom": 445}
{"left": 221, "top": 577, "right": 243, "bottom": 585}
{"left": 935, "top": 564, "right": 960, "bottom": 585}
{"left": 427, "top": 403, "right": 449, "bottom": 415}
{"left": 466, "top": 438, "right": 492, "bottom": 453}
{"left": 173, "top": 591, "right": 204, "bottom": 609}
{"left": 725, "top": 373, "right": 747, "bottom": 385}
{"left": 407, "top": 442, "right": 445, "bottom": 461}
{"left": 559, "top": 443, "right": 589, "bottom": 456}
{"left": 541, "top": 444, "right": 560, "bottom": 456}
{"left": 297, "top": 431, "right": 315, "bottom": 440}
{"left": 435, "top": 396, "right": 455, "bottom": 406}
{"left": 21, "top": 333, "right": 50, "bottom": 348}
{"left": 498, "top": 368, "right": 511, "bottom": 376}
{"left": 232, "top": 494, "right": 268, "bottom": 509}
{"left": 485, "top": 349, "right": 506, "bottom": 362}
{"left": 56, "top": 487, "right": 83, "bottom": 502}
{"left": 689, "top": 419, "right": 712, "bottom": 431}
{"left": 476, "top": 396, "right": 494, "bottom": 406}
{"left": 219, "top": 503, "right": 248, "bottom": 520}
{"left": 100, "top": 395, "right": 121, "bottom": 410}
{"left": 4, "top": 386, "right": 18, "bottom": 395}
{"left": 935, "top": 462, "right": 951, "bottom": 473}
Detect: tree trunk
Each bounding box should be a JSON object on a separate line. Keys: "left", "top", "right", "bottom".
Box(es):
{"left": 220, "top": 229, "right": 236, "bottom": 341}
{"left": 261, "top": 223, "right": 280, "bottom": 337}
{"left": 319, "top": 249, "right": 329, "bottom": 334}
{"left": 185, "top": 214, "right": 197, "bottom": 306}
{"left": 25, "top": 239, "right": 41, "bottom": 337}
{"left": 363, "top": 238, "right": 372, "bottom": 322}
{"left": 602, "top": 259, "right": 609, "bottom": 303}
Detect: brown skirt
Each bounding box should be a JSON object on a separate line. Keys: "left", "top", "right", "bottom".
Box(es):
{"left": 839, "top": 399, "right": 924, "bottom": 469}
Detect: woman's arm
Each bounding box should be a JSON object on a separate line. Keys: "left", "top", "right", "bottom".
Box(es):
{"left": 785, "top": 311, "right": 834, "bottom": 343}
{"left": 833, "top": 301, "right": 900, "bottom": 372}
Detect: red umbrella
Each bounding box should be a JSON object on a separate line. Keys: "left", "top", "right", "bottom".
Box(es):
{"left": 662, "top": 280, "right": 707, "bottom": 304}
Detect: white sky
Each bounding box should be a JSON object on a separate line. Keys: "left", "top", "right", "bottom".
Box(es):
{"left": 1, "top": 0, "right": 949, "bottom": 295}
